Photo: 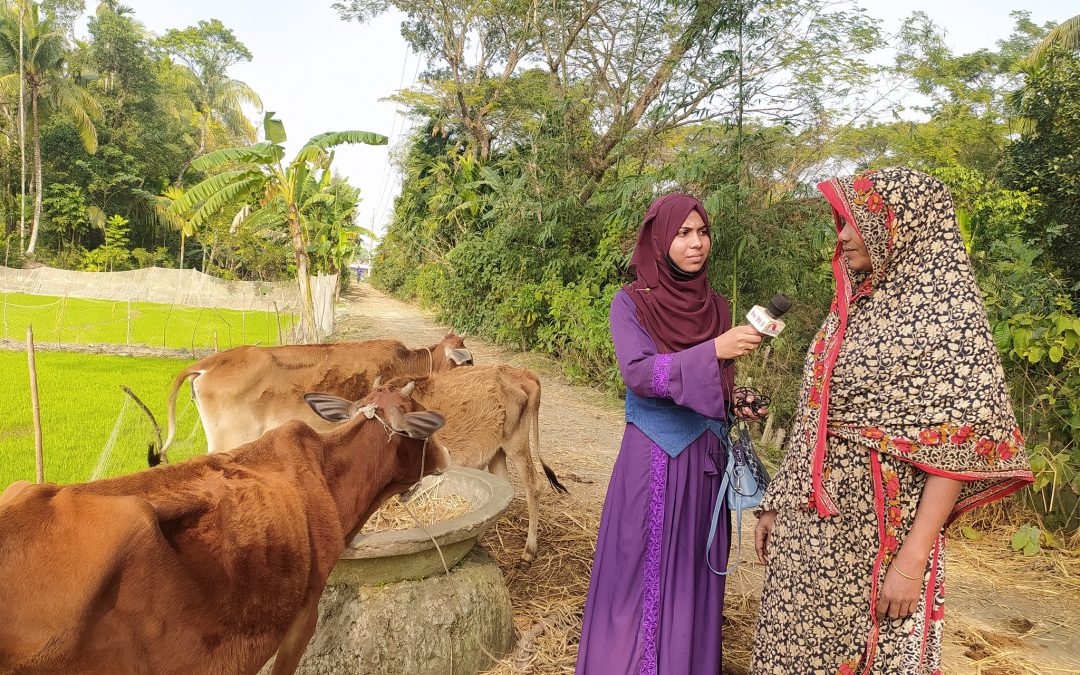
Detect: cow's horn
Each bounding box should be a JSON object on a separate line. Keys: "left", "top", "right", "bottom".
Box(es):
{"left": 373, "top": 375, "right": 383, "bottom": 387}
{"left": 401, "top": 381, "right": 416, "bottom": 398}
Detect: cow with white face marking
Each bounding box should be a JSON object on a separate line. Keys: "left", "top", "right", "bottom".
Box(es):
{"left": 151, "top": 333, "right": 472, "bottom": 464}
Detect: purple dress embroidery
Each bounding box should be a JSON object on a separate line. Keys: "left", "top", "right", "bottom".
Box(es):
{"left": 576, "top": 291, "right": 731, "bottom": 675}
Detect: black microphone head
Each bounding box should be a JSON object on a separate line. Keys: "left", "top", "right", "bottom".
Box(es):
{"left": 766, "top": 293, "right": 792, "bottom": 318}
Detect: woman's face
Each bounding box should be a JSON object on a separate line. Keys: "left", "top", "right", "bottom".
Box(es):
{"left": 668, "top": 210, "right": 711, "bottom": 274}
{"left": 837, "top": 219, "right": 872, "bottom": 273}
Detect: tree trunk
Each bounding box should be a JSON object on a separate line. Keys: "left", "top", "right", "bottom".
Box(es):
{"left": 26, "top": 94, "right": 42, "bottom": 255}
{"left": 17, "top": 7, "right": 26, "bottom": 254}
{"left": 179, "top": 232, "right": 185, "bottom": 269}
{"left": 289, "top": 206, "right": 318, "bottom": 344}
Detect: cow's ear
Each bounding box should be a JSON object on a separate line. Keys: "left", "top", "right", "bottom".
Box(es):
{"left": 446, "top": 347, "right": 473, "bottom": 365}
{"left": 401, "top": 411, "right": 444, "bottom": 439}
{"left": 387, "top": 406, "right": 444, "bottom": 438}
{"left": 305, "top": 393, "right": 355, "bottom": 422}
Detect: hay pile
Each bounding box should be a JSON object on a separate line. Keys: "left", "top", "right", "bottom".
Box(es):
{"left": 361, "top": 489, "right": 472, "bottom": 533}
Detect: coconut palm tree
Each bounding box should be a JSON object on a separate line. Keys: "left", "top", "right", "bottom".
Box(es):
{"left": 158, "top": 19, "right": 263, "bottom": 185}
{"left": 1024, "top": 13, "right": 1080, "bottom": 69}
{"left": 0, "top": 2, "right": 100, "bottom": 255}
{"left": 171, "top": 112, "right": 386, "bottom": 343}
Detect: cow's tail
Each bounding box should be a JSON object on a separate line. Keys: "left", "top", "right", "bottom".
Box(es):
{"left": 152, "top": 365, "right": 203, "bottom": 466}
{"left": 120, "top": 385, "right": 164, "bottom": 467}
{"left": 526, "top": 372, "right": 567, "bottom": 494}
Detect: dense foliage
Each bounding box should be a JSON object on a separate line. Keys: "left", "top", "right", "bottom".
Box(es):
{"left": 355, "top": 2, "right": 1080, "bottom": 530}
{"left": 0, "top": 1, "right": 373, "bottom": 288}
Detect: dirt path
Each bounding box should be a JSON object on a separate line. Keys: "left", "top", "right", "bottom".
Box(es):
{"left": 333, "top": 283, "right": 1080, "bottom": 674}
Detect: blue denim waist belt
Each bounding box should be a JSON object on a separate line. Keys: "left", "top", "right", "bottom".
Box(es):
{"left": 624, "top": 388, "right": 727, "bottom": 458}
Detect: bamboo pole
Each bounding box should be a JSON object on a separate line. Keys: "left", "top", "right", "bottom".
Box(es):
{"left": 273, "top": 301, "right": 283, "bottom": 345}
{"left": 27, "top": 324, "right": 43, "bottom": 483}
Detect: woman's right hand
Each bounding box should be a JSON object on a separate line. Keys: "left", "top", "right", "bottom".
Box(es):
{"left": 754, "top": 510, "right": 778, "bottom": 565}
{"left": 714, "top": 326, "right": 764, "bottom": 360}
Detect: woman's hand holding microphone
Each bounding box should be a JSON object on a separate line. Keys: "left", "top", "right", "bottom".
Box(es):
{"left": 713, "top": 325, "right": 763, "bottom": 360}
{"left": 714, "top": 326, "right": 768, "bottom": 421}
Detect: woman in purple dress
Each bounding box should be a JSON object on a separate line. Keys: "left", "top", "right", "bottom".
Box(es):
{"left": 576, "top": 193, "right": 767, "bottom": 675}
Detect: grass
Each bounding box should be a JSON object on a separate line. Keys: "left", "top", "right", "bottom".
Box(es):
{"left": 0, "top": 292, "right": 294, "bottom": 350}
{"left": 0, "top": 350, "right": 207, "bottom": 490}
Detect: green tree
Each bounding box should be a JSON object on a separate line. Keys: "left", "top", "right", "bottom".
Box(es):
{"left": 172, "top": 112, "right": 386, "bottom": 342}
{"left": 157, "top": 19, "right": 262, "bottom": 184}
{"left": 81, "top": 212, "right": 131, "bottom": 271}
{"left": 0, "top": 1, "right": 100, "bottom": 255}
{"left": 1006, "top": 47, "right": 1080, "bottom": 287}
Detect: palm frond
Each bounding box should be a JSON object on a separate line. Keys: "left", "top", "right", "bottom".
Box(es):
{"left": 294, "top": 130, "right": 388, "bottom": 164}
{"left": 191, "top": 143, "right": 279, "bottom": 172}
{"left": 171, "top": 169, "right": 265, "bottom": 213}
{"left": 153, "top": 204, "right": 193, "bottom": 237}
{"left": 50, "top": 78, "right": 100, "bottom": 153}
{"left": 0, "top": 73, "right": 20, "bottom": 99}
{"left": 222, "top": 78, "right": 263, "bottom": 112}
{"left": 239, "top": 203, "right": 288, "bottom": 233}
{"left": 1026, "top": 14, "right": 1080, "bottom": 68}
{"left": 87, "top": 205, "right": 106, "bottom": 231}
{"left": 190, "top": 175, "right": 264, "bottom": 227}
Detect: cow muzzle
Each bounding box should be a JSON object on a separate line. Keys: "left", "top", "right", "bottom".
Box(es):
{"left": 428, "top": 438, "right": 452, "bottom": 476}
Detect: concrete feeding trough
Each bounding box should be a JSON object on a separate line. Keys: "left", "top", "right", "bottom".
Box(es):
{"left": 275, "top": 467, "right": 518, "bottom": 675}
{"left": 329, "top": 467, "right": 515, "bottom": 586}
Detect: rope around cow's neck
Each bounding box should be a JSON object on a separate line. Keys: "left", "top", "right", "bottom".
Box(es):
{"left": 424, "top": 347, "right": 434, "bottom": 374}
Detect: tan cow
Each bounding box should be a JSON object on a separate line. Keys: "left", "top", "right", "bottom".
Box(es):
{"left": 381, "top": 365, "right": 567, "bottom": 563}
{"left": 0, "top": 383, "right": 447, "bottom": 675}
{"left": 153, "top": 333, "right": 472, "bottom": 463}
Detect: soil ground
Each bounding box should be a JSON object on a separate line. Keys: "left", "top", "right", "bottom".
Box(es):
{"left": 333, "top": 283, "right": 1080, "bottom": 674}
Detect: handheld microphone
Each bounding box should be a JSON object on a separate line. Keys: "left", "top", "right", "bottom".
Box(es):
{"left": 746, "top": 293, "right": 792, "bottom": 337}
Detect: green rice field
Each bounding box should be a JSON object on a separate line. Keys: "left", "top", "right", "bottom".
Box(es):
{"left": 0, "top": 350, "right": 207, "bottom": 489}
{"left": 0, "top": 292, "right": 294, "bottom": 350}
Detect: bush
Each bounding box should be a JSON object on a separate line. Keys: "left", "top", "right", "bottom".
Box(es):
{"left": 0, "top": 234, "right": 25, "bottom": 268}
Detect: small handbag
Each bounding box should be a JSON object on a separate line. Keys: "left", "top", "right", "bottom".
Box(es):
{"left": 706, "top": 418, "right": 771, "bottom": 576}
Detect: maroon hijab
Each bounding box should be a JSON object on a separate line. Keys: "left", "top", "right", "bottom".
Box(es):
{"left": 623, "top": 193, "right": 731, "bottom": 354}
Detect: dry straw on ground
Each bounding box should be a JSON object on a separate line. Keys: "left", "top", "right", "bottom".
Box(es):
{"left": 480, "top": 499, "right": 598, "bottom": 674}
{"left": 473, "top": 495, "right": 1080, "bottom": 674}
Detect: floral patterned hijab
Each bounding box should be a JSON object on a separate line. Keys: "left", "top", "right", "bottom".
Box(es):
{"left": 797, "top": 167, "right": 1032, "bottom": 522}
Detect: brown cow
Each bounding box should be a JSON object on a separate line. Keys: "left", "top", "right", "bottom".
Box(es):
{"left": 0, "top": 384, "right": 447, "bottom": 675}
{"left": 381, "top": 365, "right": 567, "bottom": 563}
{"left": 153, "top": 333, "right": 472, "bottom": 463}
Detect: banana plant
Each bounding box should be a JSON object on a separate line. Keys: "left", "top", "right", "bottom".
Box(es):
{"left": 170, "top": 111, "right": 387, "bottom": 343}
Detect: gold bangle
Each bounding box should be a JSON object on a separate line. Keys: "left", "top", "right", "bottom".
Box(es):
{"left": 892, "top": 563, "right": 922, "bottom": 581}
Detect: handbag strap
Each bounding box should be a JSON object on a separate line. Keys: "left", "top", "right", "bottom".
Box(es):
{"left": 706, "top": 445, "right": 741, "bottom": 576}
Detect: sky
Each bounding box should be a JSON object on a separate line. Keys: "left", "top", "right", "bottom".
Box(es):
{"left": 102, "top": 1, "right": 1073, "bottom": 238}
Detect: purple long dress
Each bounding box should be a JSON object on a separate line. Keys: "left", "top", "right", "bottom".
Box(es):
{"left": 576, "top": 290, "right": 730, "bottom": 675}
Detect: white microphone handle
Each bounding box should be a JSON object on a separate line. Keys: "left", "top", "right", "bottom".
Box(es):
{"left": 746, "top": 305, "right": 786, "bottom": 337}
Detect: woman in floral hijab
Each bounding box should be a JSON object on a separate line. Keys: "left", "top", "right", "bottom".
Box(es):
{"left": 751, "top": 168, "right": 1033, "bottom": 673}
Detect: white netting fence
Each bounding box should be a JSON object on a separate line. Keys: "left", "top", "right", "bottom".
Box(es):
{"left": 87, "top": 391, "right": 206, "bottom": 482}
{"left": 0, "top": 266, "right": 338, "bottom": 351}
